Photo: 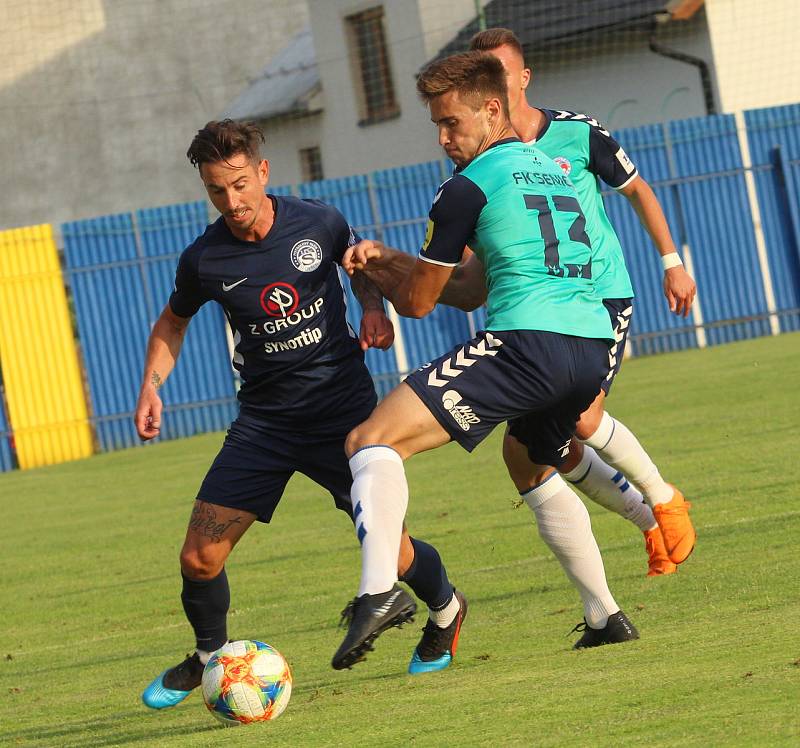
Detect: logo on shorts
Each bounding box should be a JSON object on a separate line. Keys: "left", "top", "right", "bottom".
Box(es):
{"left": 290, "top": 239, "right": 323, "bottom": 272}
{"left": 260, "top": 282, "right": 299, "bottom": 317}
{"left": 442, "top": 389, "right": 481, "bottom": 431}
{"left": 553, "top": 156, "right": 572, "bottom": 176}
{"left": 557, "top": 439, "right": 572, "bottom": 458}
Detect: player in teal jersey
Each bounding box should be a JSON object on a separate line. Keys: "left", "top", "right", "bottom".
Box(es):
{"left": 467, "top": 28, "right": 697, "bottom": 576}
{"left": 331, "top": 51, "right": 639, "bottom": 671}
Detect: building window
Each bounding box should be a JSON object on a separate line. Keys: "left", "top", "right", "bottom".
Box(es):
{"left": 299, "top": 146, "right": 324, "bottom": 182}
{"left": 345, "top": 6, "right": 400, "bottom": 126}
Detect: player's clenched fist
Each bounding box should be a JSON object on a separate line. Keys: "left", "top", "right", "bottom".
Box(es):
{"left": 663, "top": 265, "right": 696, "bottom": 318}
{"left": 359, "top": 309, "right": 394, "bottom": 351}
{"left": 342, "top": 239, "right": 387, "bottom": 275}
{"left": 135, "top": 387, "right": 163, "bottom": 440}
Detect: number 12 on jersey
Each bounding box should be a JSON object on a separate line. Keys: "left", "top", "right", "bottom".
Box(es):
{"left": 524, "top": 193, "right": 592, "bottom": 279}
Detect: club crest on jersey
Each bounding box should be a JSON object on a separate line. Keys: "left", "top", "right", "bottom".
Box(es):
{"left": 260, "top": 282, "right": 299, "bottom": 317}
{"left": 290, "top": 239, "right": 323, "bottom": 272}
{"left": 553, "top": 156, "right": 572, "bottom": 176}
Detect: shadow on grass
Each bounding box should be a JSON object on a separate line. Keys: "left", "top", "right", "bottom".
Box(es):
{"left": 2, "top": 708, "right": 221, "bottom": 747}
{"left": 6, "top": 649, "right": 157, "bottom": 677}
{"left": 43, "top": 573, "right": 176, "bottom": 600}
{"left": 295, "top": 653, "right": 496, "bottom": 697}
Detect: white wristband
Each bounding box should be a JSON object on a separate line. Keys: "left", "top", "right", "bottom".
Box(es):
{"left": 661, "top": 252, "right": 683, "bottom": 270}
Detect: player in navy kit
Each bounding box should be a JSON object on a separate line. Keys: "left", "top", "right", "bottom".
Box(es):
{"left": 138, "top": 120, "right": 462, "bottom": 708}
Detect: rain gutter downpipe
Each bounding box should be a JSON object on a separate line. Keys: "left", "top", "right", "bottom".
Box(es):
{"left": 648, "top": 14, "right": 716, "bottom": 115}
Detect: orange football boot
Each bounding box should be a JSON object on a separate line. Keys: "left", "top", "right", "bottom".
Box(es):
{"left": 652, "top": 486, "right": 696, "bottom": 564}
{"left": 643, "top": 526, "right": 677, "bottom": 576}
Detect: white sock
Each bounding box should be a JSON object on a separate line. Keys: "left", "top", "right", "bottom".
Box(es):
{"left": 582, "top": 412, "right": 674, "bottom": 507}
{"left": 429, "top": 592, "right": 459, "bottom": 628}
{"left": 196, "top": 648, "right": 213, "bottom": 665}
{"left": 562, "top": 446, "right": 657, "bottom": 532}
{"left": 522, "top": 473, "right": 619, "bottom": 629}
{"left": 349, "top": 446, "right": 408, "bottom": 597}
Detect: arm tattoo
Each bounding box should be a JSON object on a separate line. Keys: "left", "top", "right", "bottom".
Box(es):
{"left": 188, "top": 502, "right": 244, "bottom": 543}
{"left": 151, "top": 370, "right": 163, "bottom": 389}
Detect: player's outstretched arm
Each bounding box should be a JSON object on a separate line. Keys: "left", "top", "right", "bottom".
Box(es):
{"left": 438, "top": 247, "right": 488, "bottom": 312}
{"left": 343, "top": 241, "right": 486, "bottom": 312}
{"left": 349, "top": 269, "right": 395, "bottom": 351}
{"left": 342, "top": 239, "right": 413, "bottom": 296}
{"left": 620, "top": 176, "right": 697, "bottom": 317}
{"left": 134, "top": 305, "right": 191, "bottom": 440}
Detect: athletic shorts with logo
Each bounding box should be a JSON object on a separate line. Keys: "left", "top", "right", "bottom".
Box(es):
{"left": 196, "top": 397, "right": 376, "bottom": 523}
{"left": 600, "top": 297, "right": 633, "bottom": 394}
{"left": 507, "top": 298, "right": 632, "bottom": 456}
{"left": 403, "top": 329, "right": 610, "bottom": 467}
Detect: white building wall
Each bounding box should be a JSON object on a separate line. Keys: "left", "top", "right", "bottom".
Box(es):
{"left": 268, "top": 7, "right": 715, "bottom": 185}
{"left": 306, "top": 0, "right": 444, "bottom": 183}
{"left": 416, "top": 0, "right": 484, "bottom": 60}
{"left": 261, "top": 110, "right": 325, "bottom": 189}
{"left": 705, "top": 0, "right": 800, "bottom": 112}
{"left": 1, "top": 0, "right": 309, "bottom": 230}
{"left": 528, "top": 16, "right": 716, "bottom": 130}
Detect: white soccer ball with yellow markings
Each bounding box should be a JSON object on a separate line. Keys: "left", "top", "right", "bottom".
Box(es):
{"left": 201, "top": 639, "right": 292, "bottom": 725}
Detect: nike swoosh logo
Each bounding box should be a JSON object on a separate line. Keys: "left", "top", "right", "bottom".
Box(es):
{"left": 432, "top": 177, "right": 452, "bottom": 204}
{"left": 222, "top": 277, "right": 248, "bottom": 292}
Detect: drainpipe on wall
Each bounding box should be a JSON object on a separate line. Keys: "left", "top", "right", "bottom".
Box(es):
{"left": 648, "top": 14, "right": 716, "bottom": 115}
{"left": 474, "top": 0, "right": 486, "bottom": 31}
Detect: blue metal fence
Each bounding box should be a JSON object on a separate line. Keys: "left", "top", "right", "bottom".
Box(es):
{"left": 62, "top": 202, "right": 237, "bottom": 452}
{"left": 3, "top": 101, "right": 796, "bottom": 469}
{"left": 601, "top": 122, "right": 694, "bottom": 355}
{"left": 671, "top": 115, "right": 772, "bottom": 345}
{"left": 62, "top": 213, "right": 151, "bottom": 451}
{"left": 0, "top": 389, "right": 14, "bottom": 471}
{"left": 744, "top": 103, "right": 800, "bottom": 333}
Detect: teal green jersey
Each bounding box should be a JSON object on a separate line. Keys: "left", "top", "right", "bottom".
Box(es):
{"left": 528, "top": 109, "right": 636, "bottom": 300}
{"left": 419, "top": 139, "right": 612, "bottom": 341}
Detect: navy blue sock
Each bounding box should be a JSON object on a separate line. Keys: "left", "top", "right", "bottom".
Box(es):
{"left": 399, "top": 537, "right": 454, "bottom": 611}
{"left": 181, "top": 568, "right": 230, "bottom": 652}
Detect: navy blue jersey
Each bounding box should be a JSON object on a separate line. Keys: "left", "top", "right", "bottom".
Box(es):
{"left": 169, "top": 196, "right": 376, "bottom": 426}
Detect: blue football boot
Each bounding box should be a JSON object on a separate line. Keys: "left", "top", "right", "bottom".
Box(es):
{"left": 142, "top": 652, "right": 204, "bottom": 709}
{"left": 408, "top": 590, "right": 467, "bottom": 675}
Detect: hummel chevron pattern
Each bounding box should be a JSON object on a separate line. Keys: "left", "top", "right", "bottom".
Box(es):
{"left": 427, "top": 334, "right": 503, "bottom": 388}
{"left": 554, "top": 110, "right": 611, "bottom": 136}
{"left": 606, "top": 306, "right": 633, "bottom": 379}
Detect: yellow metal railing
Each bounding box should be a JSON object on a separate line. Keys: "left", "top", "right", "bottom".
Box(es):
{"left": 0, "top": 224, "right": 93, "bottom": 468}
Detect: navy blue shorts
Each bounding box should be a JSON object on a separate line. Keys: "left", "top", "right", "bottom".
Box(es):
{"left": 404, "top": 329, "right": 610, "bottom": 467}
{"left": 196, "top": 401, "right": 375, "bottom": 523}
{"left": 601, "top": 298, "right": 633, "bottom": 395}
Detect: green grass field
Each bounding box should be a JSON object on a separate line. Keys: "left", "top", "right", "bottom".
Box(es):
{"left": 2, "top": 333, "right": 799, "bottom": 746}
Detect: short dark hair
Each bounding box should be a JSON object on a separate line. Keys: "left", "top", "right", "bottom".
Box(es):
{"left": 416, "top": 51, "right": 509, "bottom": 118}
{"left": 186, "top": 119, "right": 265, "bottom": 169}
{"left": 469, "top": 27, "right": 525, "bottom": 62}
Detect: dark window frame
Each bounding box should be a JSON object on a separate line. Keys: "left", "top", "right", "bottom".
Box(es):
{"left": 299, "top": 146, "right": 324, "bottom": 183}
{"left": 345, "top": 6, "right": 401, "bottom": 127}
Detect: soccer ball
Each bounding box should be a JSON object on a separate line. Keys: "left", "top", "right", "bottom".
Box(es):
{"left": 201, "top": 640, "right": 292, "bottom": 725}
